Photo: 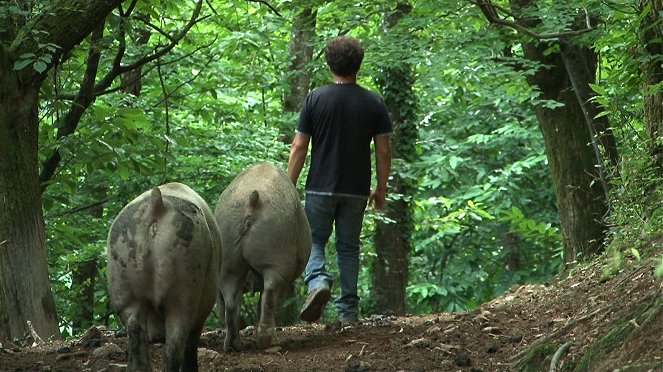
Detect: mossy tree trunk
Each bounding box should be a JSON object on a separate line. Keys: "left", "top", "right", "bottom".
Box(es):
{"left": 372, "top": 2, "right": 417, "bottom": 315}
{"left": 280, "top": 6, "right": 317, "bottom": 145}
{"left": 278, "top": 6, "right": 317, "bottom": 325}
{"left": 519, "top": 42, "right": 609, "bottom": 262}
{"left": 497, "top": 0, "right": 614, "bottom": 263}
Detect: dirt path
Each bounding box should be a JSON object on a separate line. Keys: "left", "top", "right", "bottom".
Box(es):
{"left": 1, "top": 254, "right": 661, "bottom": 371}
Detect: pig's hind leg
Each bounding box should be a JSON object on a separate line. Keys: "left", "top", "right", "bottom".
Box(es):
{"left": 256, "top": 271, "right": 287, "bottom": 349}
{"left": 220, "top": 265, "right": 249, "bottom": 352}
{"left": 163, "top": 311, "right": 192, "bottom": 372}
{"left": 123, "top": 305, "right": 152, "bottom": 372}
{"left": 182, "top": 322, "right": 204, "bottom": 371}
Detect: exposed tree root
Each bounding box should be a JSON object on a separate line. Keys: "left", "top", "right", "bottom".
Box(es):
{"left": 549, "top": 341, "right": 572, "bottom": 372}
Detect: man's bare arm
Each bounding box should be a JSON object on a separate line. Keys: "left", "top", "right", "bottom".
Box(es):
{"left": 288, "top": 133, "right": 311, "bottom": 185}
{"left": 369, "top": 134, "right": 392, "bottom": 210}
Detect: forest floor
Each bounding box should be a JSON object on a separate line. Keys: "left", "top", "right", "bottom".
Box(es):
{"left": 1, "top": 247, "right": 661, "bottom": 371}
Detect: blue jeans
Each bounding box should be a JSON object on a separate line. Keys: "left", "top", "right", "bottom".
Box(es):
{"left": 304, "top": 193, "right": 368, "bottom": 322}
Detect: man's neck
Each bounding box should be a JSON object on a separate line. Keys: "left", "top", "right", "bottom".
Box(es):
{"left": 333, "top": 74, "right": 357, "bottom": 85}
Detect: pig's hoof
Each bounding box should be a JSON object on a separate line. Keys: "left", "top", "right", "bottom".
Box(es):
{"left": 256, "top": 333, "right": 273, "bottom": 349}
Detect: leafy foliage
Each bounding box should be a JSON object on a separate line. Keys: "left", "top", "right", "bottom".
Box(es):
{"left": 26, "top": 0, "right": 661, "bottom": 335}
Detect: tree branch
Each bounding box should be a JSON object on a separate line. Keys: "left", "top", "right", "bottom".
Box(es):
{"left": 157, "top": 59, "right": 171, "bottom": 181}
{"left": 120, "top": 0, "right": 139, "bottom": 18}
{"left": 153, "top": 46, "right": 217, "bottom": 107}
{"left": 40, "top": 23, "right": 105, "bottom": 189}
{"left": 96, "top": 36, "right": 218, "bottom": 99}
{"left": 134, "top": 15, "right": 178, "bottom": 43}
{"left": 246, "top": 0, "right": 284, "bottom": 18}
{"left": 54, "top": 198, "right": 111, "bottom": 218}
{"left": 39, "top": 1, "right": 207, "bottom": 189}
{"left": 467, "top": 0, "right": 598, "bottom": 41}
{"left": 118, "top": 0, "right": 206, "bottom": 74}
{"left": 11, "top": 0, "right": 123, "bottom": 85}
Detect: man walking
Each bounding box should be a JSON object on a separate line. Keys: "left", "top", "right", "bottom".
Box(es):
{"left": 287, "top": 36, "right": 392, "bottom": 325}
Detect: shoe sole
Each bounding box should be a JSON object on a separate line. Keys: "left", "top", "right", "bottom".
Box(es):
{"left": 299, "top": 287, "right": 331, "bottom": 323}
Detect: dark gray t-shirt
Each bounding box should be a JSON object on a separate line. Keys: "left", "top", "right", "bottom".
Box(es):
{"left": 297, "top": 83, "right": 392, "bottom": 197}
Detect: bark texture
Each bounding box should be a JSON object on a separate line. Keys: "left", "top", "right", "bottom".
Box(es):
{"left": 277, "top": 6, "right": 317, "bottom": 325}
{"left": 284, "top": 7, "right": 317, "bottom": 115}
{"left": 0, "top": 0, "right": 123, "bottom": 341}
{"left": 280, "top": 6, "right": 317, "bottom": 144}
{"left": 519, "top": 39, "right": 608, "bottom": 261}
{"left": 0, "top": 80, "right": 59, "bottom": 341}
{"left": 503, "top": 0, "right": 610, "bottom": 262}
{"left": 639, "top": 0, "right": 663, "bottom": 171}
{"left": 372, "top": 2, "right": 416, "bottom": 315}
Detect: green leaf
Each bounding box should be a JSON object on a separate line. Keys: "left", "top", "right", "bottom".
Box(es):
{"left": 588, "top": 83, "right": 607, "bottom": 96}
{"left": 449, "top": 156, "right": 463, "bottom": 169}
{"left": 14, "top": 59, "right": 32, "bottom": 71}
{"left": 594, "top": 111, "right": 610, "bottom": 119}
{"left": 33, "top": 61, "right": 47, "bottom": 73}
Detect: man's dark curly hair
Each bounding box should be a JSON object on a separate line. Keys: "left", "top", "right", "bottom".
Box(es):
{"left": 324, "top": 36, "right": 364, "bottom": 77}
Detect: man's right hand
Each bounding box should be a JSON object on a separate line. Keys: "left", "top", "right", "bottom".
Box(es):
{"left": 369, "top": 188, "right": 386, "bottom": 210}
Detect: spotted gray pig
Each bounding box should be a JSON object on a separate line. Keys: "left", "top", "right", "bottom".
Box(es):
{"left": 107, "top": 182, "right": 221, "bottom": 371}
{"left": 215, "top": 162, "right": 311, "bottom": 351}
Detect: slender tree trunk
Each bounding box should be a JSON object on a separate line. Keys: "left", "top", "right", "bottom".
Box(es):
{"left": 277, "top": 6, "right": 317, "bottom": 325}
{"left": 503, "top": 233, "right": 521, "bottom": 272}
{"left": 284, "top": 7, "right": 317, "bottom": 114}
{"left": 71, "top": 261, "right": 97, "bottom": 332}
{"left": 120, "top": 17, "right": 151, "bottom": 98}
{"left": 372, "top": 2, "right": 417, "bottom": 315}
{"left": 639, "top": 0, "right": 663, "bottom": 171}
{"left": 70, "top": 187, "right": 106, "bottom": 333}
{"left": 373, "top": 181, "right": 410, "bottom": 315}
{"left": 280, "top": 6, "right": 317, "bottom": 145}
{"left": 0, "top": 64, "right": 60, "bottom": 340}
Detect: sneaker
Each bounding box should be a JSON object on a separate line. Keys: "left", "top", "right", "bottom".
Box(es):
{"left": 299, "top": 284, "right": 331, "bottom": 323}
{"left": 339, "top": 316, "right": 359, "bottom": 326}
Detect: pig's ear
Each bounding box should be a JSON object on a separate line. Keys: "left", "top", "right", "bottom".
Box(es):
{"left": 150, "top": 187, "right": 166, "bottom": 216}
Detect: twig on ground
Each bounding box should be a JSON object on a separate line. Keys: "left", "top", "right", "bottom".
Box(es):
{"left": 549, "top": 341, "right": 572, "bottom": 372}
{"left": 616, "top": 264, "right": 647, "bottom": 286}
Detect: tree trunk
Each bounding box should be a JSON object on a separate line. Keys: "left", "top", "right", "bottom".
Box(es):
{"left": 279, "top": 6, "right": 317, "bottom": 145}
{"left": 559, "top": 39, "right": 619, "bottom": 183}
{"left": 120, "top": 18, "right": 151, "bottom": 98}
{"left": 277, "top": 6, "right": 317, "bottom": 325}
{"left": 373, "top": 180, "right": 411, "bottom": 315}
{"left": 71, "top": 187, "right": 106, "bottom": 334}
{"left": 508, "top": 0, "right": 609, "bottom": 263}
{"left": 71, "top": 260, "right": 97, "bottom": 333}
{"left": 372, "top": 2, "right": 417, "bottom": 315}
{"left": 284, "top": 7, "right": 317, "bottom": 114}
{"left": 639, "top": 0, "right": 663, "bottom": 171}
{"left": 0, "top": 0, "right": 123, "bottom": 341}
{"left": 503, "top": 233, "right": 522, "bottom": 272}
{"left": 0, "top": 68, "right": 60, "bottom": 340}
{"left": 521, "top": 43, "right": 608, "bottom": 262}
